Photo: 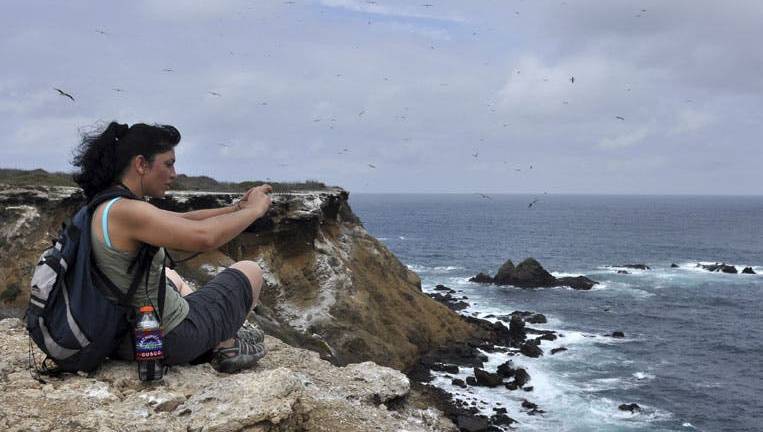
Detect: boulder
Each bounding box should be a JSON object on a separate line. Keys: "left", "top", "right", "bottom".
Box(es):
{"left": 526, "top": 313, "right": 547, "bottom": 324}
{"left": 468, "top": 272, "right": 494, "bottom": 284}
{"left": 618, "top": 403, "right": 641, "bottom": 413}
{"left": 617, "top": 264, "right": 650, "bottom": 270}
{"left": 550, "top": 347, "right": 568, "bottom": 355}
{"left": 698, "top": 263, "right": 737, "bottom": 273}
{"left": 496, "top": 360, "right": 515, "bottom": 378}
{"left": 473, "top": 368, "right": 504, "bottom": 387}
{"left": 670, "top": 263, "right": 679, "bottom": 268}
{"left": 513, "top": 368, "right": 531, "bottom": 388}
{"left": 520, "top": 341, "right": 543, "bottom": 358}
{"left": 509, "top": 315, "right": 527, "bottom": 345}
{"left": 742, "top": 267, "right": 756, "bottom": 274}
{"left": 457, "top": 415, "right": 489, "bottom": 432}
{"left": 431, "top": 363, "right": 460, "bottom": 374}
{"left": 617, "top": 270, "right": 629, "bottom": 274}
{"left": 556, "top": 276, "right": 598, "bottom": 290}
{"left": 434, "top": 284, "right": 455, "bottom": 292}
{"left": 452, "top": 378, "right": 467, "bottom": 388}
{"left": 611, "top": 331, "right": 625, "bottom": 338}
{"left": 490, "top": 413, "right": 516, "bottom": 426}
{"left": 492, "top": 259, "right": 515, "bottom": 285}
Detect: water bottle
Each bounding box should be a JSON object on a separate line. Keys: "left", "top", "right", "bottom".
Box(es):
{"left": 134, "top": 305, "right": 164, "bottom": 381}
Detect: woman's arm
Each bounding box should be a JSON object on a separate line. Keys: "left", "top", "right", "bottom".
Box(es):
{"left": 118, "top": 186, "right": 272, "bottom": 252}
{"left": 166, "top": 205, "right": 237, "bottom": 221}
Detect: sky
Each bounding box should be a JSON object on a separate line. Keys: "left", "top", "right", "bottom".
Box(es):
{"left": 1, "top": 0, "right": 761, "bottom": 194}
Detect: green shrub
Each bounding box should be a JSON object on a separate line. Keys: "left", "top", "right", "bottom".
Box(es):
{"left": 0, "top": 283, "right": 21, "bottom": 303}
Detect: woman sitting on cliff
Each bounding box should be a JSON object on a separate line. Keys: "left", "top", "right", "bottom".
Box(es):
{"left": 71, "top": 121, "right": 270, "bottom": 373}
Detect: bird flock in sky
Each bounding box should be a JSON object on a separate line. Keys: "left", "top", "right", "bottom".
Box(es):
{"left": 49, "top": 1, "right": 654, "bottom": 206}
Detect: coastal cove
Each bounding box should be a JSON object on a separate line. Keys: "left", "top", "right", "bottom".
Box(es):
{"left": 350, "top": 193, "right": 763, "bottom": 432}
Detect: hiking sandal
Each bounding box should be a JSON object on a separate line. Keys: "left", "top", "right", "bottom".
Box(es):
{"left": 211, "top": 336, "right": 267, "bottom": 374}
{"left": 238, "top": 320, "right": 265, "bottom": 344}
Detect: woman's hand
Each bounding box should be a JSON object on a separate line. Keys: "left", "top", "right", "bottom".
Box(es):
{"left": 238, "top": 184, "right": 272, "bottom": 214}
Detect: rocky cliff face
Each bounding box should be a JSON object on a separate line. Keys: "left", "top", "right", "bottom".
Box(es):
{"left": 0, "top": 317, "right": 456, "bottom": 431}
{"left": 0, "top": 185, "right": 476, "bottom": 372}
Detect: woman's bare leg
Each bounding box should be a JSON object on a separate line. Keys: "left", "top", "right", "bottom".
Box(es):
{"left": 165, "top": 268, "right": 194, "bottom": 296}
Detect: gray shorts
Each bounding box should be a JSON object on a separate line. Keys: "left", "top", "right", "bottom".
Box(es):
{"left": 164, "top": 268, "right": 253, "bottom": 365}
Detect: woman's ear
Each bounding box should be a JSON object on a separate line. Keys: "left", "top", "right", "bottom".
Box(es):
{"left": 135, "top": 155, "right": 147, "bottom": 175}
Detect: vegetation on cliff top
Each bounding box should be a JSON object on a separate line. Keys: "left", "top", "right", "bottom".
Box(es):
{"left": 0, "top": 168, "right": 329, "bottom": 192}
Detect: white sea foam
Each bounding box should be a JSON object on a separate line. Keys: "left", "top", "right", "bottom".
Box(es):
{"left": 633, "top": 371, "right": 655, "bottom": 380}
{"left": 408, "top": 264, "right": 464, "bottom": 274}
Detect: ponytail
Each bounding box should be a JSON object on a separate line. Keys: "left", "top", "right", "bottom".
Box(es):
{"left": 72, "top": 121, "right": 180, "bottom": 200}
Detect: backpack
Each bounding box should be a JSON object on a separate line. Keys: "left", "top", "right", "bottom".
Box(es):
{"left": 26, "top": 186, "right": 166, "bottom": 374}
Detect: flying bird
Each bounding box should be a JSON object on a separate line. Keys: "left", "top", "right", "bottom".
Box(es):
{"left": 570, "top": 75, "right": 575, "bottom": 84}
{"left": 472, "top": 152, "right": 479, "bottom": 158}
{"left": 528, "top": 198, "right": 540, "bottom": 208}
{"left": 358, "top": 110, "right": 365, "bottom": 117}
{"left": 615, "top": 116, "right": 625, "bottom": 121}
{"left": 162, "top": 68, "right": 174, "bottom": 72}
{"left": 95, "top": 29, "right": 108, "bottom": 35}
{"left": 209, "top": 91, "right": 222, "bottom": 97}
{"left": 53, "top": 88, "right": 75, "bottom": 101}
{"left": 476, "top": 193, "right": 492, "bottom": 200}
{"left": 368, "top": 163, "right": 376, "bottom": 169}
{"left": 111, "top": 88, "right": 125, "bottom": 93}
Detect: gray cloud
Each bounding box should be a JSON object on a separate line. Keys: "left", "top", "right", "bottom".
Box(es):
{"left": 0, "top": 0, "right": 760, "bottom": 194}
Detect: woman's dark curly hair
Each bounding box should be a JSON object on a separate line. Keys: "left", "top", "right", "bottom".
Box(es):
{"left": 71, "top": 121, "right": 181, "bottom": 200}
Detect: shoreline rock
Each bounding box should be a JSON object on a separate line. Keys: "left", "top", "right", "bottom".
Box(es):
{"left": 0, "top": 318, "right": 458, "bottom": 431}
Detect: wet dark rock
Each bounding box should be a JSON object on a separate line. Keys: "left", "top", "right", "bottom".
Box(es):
{"left": 452, "top": 378, "right": 467, "bottom": 388}
{"left": 618, "top": 403, "right": 641, "bottom": 413}
{"left": 611, "top": 331, "right": 625, "bottom": 338}
{"left": 617, "top": 270, "right": 629, "bottom": 274}
{"left": 697, "top": 263, "right": 737, "bottom": 273}
{"left": 742, "top": 267, "right": 756, "bottom": 274}
{"left": 536, "top": 333, "right": 557, "bottom": 342}
{"left": 474, "top": 368, "right": 504, "bottom": 387}
{"left": 526, "top": 313, "right": 547, "bottom": 324}
{"left": 521, "top": 400, "right": 538, "bottom": 410}
{"left": 427, "top": 292, "right": 470, "bottom": 311}
{"left": 513, "top": 368, "right": 530, "bottom": 388}
{"left": 509, "top": 315, "right": 527, "bottom": 346}
{"left": 469, "top": 272, "right": 494, "bottom": 284}
{"left": 520, "top": 341, "right": 543, "bottom": 358}
{"left": 434, "top": 284, "right": 455, "bottom": 292}
{"left": 457, "top": 414, "right": 490, "bottom": 432}
{"left": 617, "top": 264, "right": 650, "bottom": 270}
{"left": 471, "top": 257, "right": 598, "bottom": 290}
{"left": 550, "top": 347, "right": 568, "bottom": 355}
{"left": 490, "top": 413, "right": 516, "bottom": 427}
{"left": 496, "top": 360, "right": 515, "bottom": 378}
{"left": 556, "top": 276, "right": 598, "bottom": 290}
{"left": 431, "top": 362, "right": 460, "bottom": 374}
{"left": 499, "top": 258, "right": 557, "bottom": 287}
{"left": 493, "top": 407, "right": 507, "bottom": 414}
{"left": 671, "top": 263, "right": 679, "bottom": 268}
{"left": 492, "top": 259, "right": 516, "bottom": 285}
{"left": 466, "top": 376, "right": 477, "bottom": 386}
{"left": 523, "top": 386, "right": 534, "bottom": 392}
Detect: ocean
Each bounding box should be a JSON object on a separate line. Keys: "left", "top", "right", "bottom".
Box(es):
{"left": 348, "top": 194, "right": 763, "bottom": 432}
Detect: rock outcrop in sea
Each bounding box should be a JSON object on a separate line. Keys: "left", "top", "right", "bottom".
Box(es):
{"left": 469, "top": 257, "right": 598, "bottom": 290}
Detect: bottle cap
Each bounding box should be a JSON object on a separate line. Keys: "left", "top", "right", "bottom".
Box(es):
{"left": 139, "top": 305, "right": 154, "bottom": 313}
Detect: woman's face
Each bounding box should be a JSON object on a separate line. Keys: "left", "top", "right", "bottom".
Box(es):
{"left": 144, "top": 149, "right": 176, "bottom": 197}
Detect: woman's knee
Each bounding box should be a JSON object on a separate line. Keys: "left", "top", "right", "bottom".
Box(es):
{"left": 230, "top": 260, "right": 263, "bottom": 301}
